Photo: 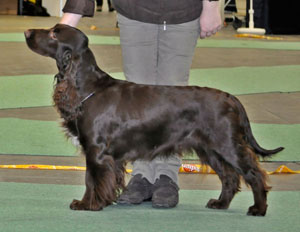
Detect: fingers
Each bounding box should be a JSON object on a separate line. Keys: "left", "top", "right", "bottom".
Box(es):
{"left": 200, "top": 25, "right": 222, "bottom": 39}
{"left": 200, "top": 31, "right": 212, "bottom": 39}
{"left": 200, "top": 30, "right": 215, "bottom": 39}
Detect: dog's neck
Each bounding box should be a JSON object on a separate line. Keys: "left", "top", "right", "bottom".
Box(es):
{"left": 74, "top": 48, "right": 117, "bottom": 94}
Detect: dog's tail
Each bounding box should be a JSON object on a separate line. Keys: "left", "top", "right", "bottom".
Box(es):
{"left": 233, "top": 96, "right": 284, "bottom": 158}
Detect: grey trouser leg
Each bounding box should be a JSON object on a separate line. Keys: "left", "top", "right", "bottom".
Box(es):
{"left": 117, "top": 13, "right": 200, "bottom": 184}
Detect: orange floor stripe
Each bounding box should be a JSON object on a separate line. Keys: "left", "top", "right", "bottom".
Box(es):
{"left": 0, "top": 164, "right": 299, "bottom": 174}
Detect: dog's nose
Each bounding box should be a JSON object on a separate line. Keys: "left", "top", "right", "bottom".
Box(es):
{"left": 24, "top": 29, "right": 33, "bottom": 39}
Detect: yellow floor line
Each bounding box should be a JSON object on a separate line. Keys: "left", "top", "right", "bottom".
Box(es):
{"left": 0, "top": 164, "right": 299, "bottom": 174}
{"left": 180, "top": 164, "right": 300, "bottom": 174}
{"left": 235, "top": 33, "right": 284, "bottom": 40}
{"left": 0, "top": 164, "right": 86, "bottom": 171}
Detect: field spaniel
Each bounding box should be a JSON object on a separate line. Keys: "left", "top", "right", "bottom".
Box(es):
{"left": 25, "top": 24, "right": 283, "bottom": 216}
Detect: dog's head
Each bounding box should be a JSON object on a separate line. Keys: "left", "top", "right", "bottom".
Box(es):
{"left": 25, "top": 24, "right": 91, "bottom": 120}
{"left": 25, "top": 24, "right": 89, "bottom": 71}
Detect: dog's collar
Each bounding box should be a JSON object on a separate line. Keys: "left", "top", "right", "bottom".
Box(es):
{"left": 81, "top": 92, "right": 95, "bottom": 104}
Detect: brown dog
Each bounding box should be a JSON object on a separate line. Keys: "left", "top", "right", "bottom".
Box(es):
{"left": 25, "top": 24, "right": 283, "bottom": 216}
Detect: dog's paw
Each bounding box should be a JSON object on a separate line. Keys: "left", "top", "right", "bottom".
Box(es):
{"left": 70, "top": 199, "right": 87, "bottom": 210}
{"left": 70, "top": 199, "right": 103, "bottom": 211}
{"left": 206, "top": 199, "right": 229, "bottom": 209}
{"left": 247, "top": 205, "right": 267, "bottom": 216}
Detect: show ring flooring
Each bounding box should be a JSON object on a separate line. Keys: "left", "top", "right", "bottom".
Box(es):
{"left": 0, "top": 11, "right": 299, "bottom": 232}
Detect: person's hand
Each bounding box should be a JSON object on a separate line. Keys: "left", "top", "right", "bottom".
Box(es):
{"left": 199, "top": 1, "right": 223, "bottom": 39}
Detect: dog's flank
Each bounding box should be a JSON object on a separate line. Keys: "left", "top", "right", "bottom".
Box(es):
{"left": 25, "top": 24, "right": 284, "bottom": 216}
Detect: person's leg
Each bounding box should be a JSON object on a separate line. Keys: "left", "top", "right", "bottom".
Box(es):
{"left": 154, "top": 17, "right": 200, "bottom": 180}
{"left": 118, "top": 14, "right": 183, "bottom": 186}
{"left": 118, "top": 13, "right": 158, "bottom": 85}
{"left": 117, "top": 13, "right": 159, "bottom": 204}
{"left": 117, "top": 14, "right": 200, "bottom": 208}
{"left": 96, "top": 0, "right": 103, "bottom": 11}
{"left": 150, "top": 18, "right": 201, "bottom": 208}
{"left": 107, "top": 0, "right": 114, "bottom": 12}
{"left": 157, "top": 17, "right": 200, "bottom": 86}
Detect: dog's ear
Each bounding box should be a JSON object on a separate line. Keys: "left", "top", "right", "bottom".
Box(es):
{"left": 56, "top": 48, "right": 72, "bottom": 72}
{"left": 53, "top": 24, "right": 89, "bottom": 53}
{"left": 62, "top": 49, "right": 72, "bottom": 70}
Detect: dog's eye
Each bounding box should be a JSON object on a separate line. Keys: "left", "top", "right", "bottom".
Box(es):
{"left": 50, "top": 28, "right": 60, "bottom": 40}
{"left": 53, "top": 28, "right": 60, "bottom": 33}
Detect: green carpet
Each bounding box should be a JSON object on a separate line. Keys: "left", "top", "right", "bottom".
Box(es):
{"left": 0, "top": 182, "right": 299, "bottom": 232}
{"left": 189, "top": 65, "right": 300, "bottom": 94}
{"left": 0, "top": 118, "right": 298, "bottom": 161}
{"left": 0, "top": 74, "right": 54, "bottom": 109}
{"left": 196, "top": 39, "right": 300, "bottom": 50}
{"left": 1, "top": 65, "right": 300, "bottom": 109}
{"left": 251, "top": 123, "right": 300, "bottom": 162}
{"left": 2, "top": 32, "right": 300, "bottom": 50}
{"left": 0, "top": 118, "right": 77, "bottom": 156}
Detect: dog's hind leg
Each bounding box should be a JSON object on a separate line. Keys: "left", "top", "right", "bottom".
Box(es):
{"left": 237, "top": 147, "right": 270, "bottom": 216}
{"left": 70, "top": 145, "right": 122, "bottom": 211}
{"left": 219, "top": 146, "right": 270, "bottom": 216}
{"left": 196, "top": 149, "right": 241, "bottom": 210}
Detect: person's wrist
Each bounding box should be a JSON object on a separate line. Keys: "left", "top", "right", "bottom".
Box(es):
{"left": 60, "top": 13, "right": 82, "bottom": 27}
{"left": 202, "top": 0, "right": 220, "bottom": 8}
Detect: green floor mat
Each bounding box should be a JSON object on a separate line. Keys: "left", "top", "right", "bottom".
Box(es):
{"left": 0, "top": 33, "right": 27, "bottom": 42}
{"left": 189, "top": 65, "right": 300, "bottom": 94}
{"left": 1, "top": 65, "right": 300, "bottom": 109}
{"left": 0, "top": 118, "right": 77, "bottom": 156}
{"left": 0, "top": 74, "right": 54, "bottom": 109}
{"left": 0, "top": 182, "right": 299, "bottom": 232}
{"left": 2, "top": 33, "right": 300, "bottom": 50}
{"left": 0, "top": 118, "right": 298, "bottom": 161}
{"left": 251, "top": 123, "right": 300, "bottom": 161}
{"left": 196, "top": 39, "right": 300, "bottom": 50}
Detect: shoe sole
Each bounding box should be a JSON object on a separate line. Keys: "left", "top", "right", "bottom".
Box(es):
{"left": 117, "top": 197, "right": 152, "bottom": 205}
{"left": 117, "top": 199, "right": 142, "bottom": 205}
{"left": 152, "top": 203, "right": 177, "bottom": 209}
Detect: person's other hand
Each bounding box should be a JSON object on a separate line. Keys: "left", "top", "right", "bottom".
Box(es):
{"left": 199, "top": 1, "right": 223, "bottom": 39}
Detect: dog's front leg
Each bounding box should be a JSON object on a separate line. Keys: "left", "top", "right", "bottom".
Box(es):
{"left": 70, "top": 170, "right": 103, "bottom": 211}
{"left": 70, "top": 147, "right": 119, "bottom": 211}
